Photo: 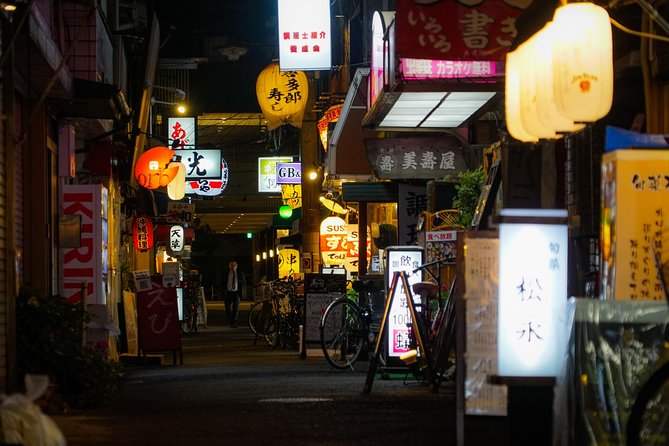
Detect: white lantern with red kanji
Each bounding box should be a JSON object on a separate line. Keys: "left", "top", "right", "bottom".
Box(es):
{"left": 345, "top": 224, "right": 372, "bottom": 273}
{"left": 320, "top": 216, "right": 347, "bottom": 266}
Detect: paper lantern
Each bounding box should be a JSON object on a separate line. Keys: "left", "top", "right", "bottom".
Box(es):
{"left": 132, "top": 216, "right": 154, "bottom": 251}
{"left": 278, "top": 248, "right": 300, "bottom": 278}
{"left": 256, "top": 61, "right": 308, "bottom": 130}
{"left": 167, "top": 162, "right": 186, "bottom": 200}
{"left": 169, "top": 225, "right": 185, "bottom": 254}
{"left": 135, "top": 146, "right": 179, "bottom": 190}
{"left": 551, "top": 2, "right": 613, "bottom": 122}
{"left": 505, "top": 51, "right": 538, "bottom": 143}
{"left": 344, "top": 224, "right": 372, "bottom": 273}
{"left": 320, "top": 216, "right": 347, "bottom": 266}
{"left": 317, "top": 104, "right": 342, "bottom": 151}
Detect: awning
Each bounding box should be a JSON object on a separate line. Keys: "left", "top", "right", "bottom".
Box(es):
{"left": 326, "top": 68, "right": 377, "bottom": 179}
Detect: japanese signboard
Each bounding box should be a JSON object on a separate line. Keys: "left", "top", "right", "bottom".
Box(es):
{"left": 256, "top": 62, "right": 309, "bottom": 129}
{"left": 132, "top": 216, "right": 154, "bottom": 251}
{"left": 136, "top": 275, "right": 182, "bottom": 354}
{"left": 165, "top": 202, "right": 194, "bottom": 224}
{"left": 185, "top": 158, "right": 229, "bottom": 196}
{"left": 168, "top": 225, "right": 184, "bottom": 254}
{"left": 60, "top": 184, "right": 109, "bottom": 305}
{"left": 344, "top": 224, "right": 372, "bottom": 273}
{"left": 601, "top": 149, "right": 669, "bottom": 301}
{"left": 399, "top": 184, "right": 428, "bottom": 245}
{"left": 276, "top": 162, "right": 302, "bottom": 184}
{"left": 174, "top": 149, "right": 221, "bottom": 180}
{"left": 320, "top": 216, "right": 347, "bottom": 266}
{"left": 370, "top": 11, "right": 396, "bottom": 110}
{"left": 385, "top": 246, "right": 424, "bottom": 359}
{"left": 281, "top": 184, "right": 302, "bottom": 209}
{"left": 278, "top": 248, "right": 300, "bottom": 278}
{"left": 426, "top": 230, "right": 458, "bottom": 263}
{"left": 401, "top": 58, "right": 498, "bottom": 79}
{"left": 498, "top": 209, "right": 568, "bottom": 377}
{"left": 365, "top": 135, "right": 467, "bottom": 180}
{"left": 259, "top": 156, "right": 293, "bottom": 193}
{"left": 304, "top": 274, "right": 347, "bottom": 354}
{"left": 168, "top": 116, "right": 196, "bottom": 149}
{"left": 395, "top": 0, "right": 530, "bottom": 61}
{"left": 278, "top": 0, "right": 332, "bottom": 71}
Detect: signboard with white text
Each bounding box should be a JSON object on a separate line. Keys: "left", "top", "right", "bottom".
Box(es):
{"left": 276, "top": 162, "right": 302, "bottom": 184}
{"left": 168, "top": 116, "right": 196, "bottom": 148}
{"left": 278, "top": 0, "right": 331, "bottom": 71}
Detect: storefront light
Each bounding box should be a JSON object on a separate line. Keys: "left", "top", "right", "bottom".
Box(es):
{"left": 269, "top": 249, "right": 274, "bottom": 258}
{"left": 262, "top": 252, "right": 267, "bottom": 260}
{"left": 256, "top": 254, "right": 261, "bottom": 262}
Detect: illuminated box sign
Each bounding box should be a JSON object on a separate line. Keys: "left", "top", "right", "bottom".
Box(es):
{"left": 365, "top": 135, "right": 467, "bottom": 180}
{"left": 601, "top": 149, "right": 669, "bottom": 301}
{"left": 278, "top": 0, "right": 331, "bottom": 71}
{"left": 276, "top": 162, "right": 302, "bottom": 184}
{"left": 168, "top": 117, "right": 196, "bottom": 148}
{"left": 385, "top": 246, "right": 423, "bottom": 360}
{"left": 174, "top": 149, "right": 222, "bottom": 180}
{"left": 401, "top": 59, "right": 498, "bottom": 79}
{"left": 497, "top": 209, "right": 568, "bottom": 377}
{"left": 259, "top": 156, "right": 293, "bottom": 192}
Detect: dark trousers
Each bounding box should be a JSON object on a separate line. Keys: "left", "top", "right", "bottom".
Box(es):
{"left": 225, "top": 290, "right": 241, "bottom": 326}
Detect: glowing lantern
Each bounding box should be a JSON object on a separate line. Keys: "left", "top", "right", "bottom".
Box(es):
{"left": 344, "top": 224, "right": 372, "bottom": 273}
{"left": 134, "top": 146, "right": 180, "bottom": 190}
{"left": 320, "top": 216, "right": 347, "bottom": 266}
{"left": 278, "top": 248, "right": 300, "bottom": 279}
{"left": 167, "top": 162, "right": 186, "bottom": 200}
{"left": 132, "top": 216, "right": 154, "bottom": 251}
{"left": 505, "top": 51, "right": 538, "bottom": 143}
{"left": 518, "top": 38, "right": 558, "bottom": 140}
{"left": 317, "top": 104, "right": 343, "bottom": 151}
{"left": 169, "top": 225, "right": 184, "bottom": 254}
{"left": 279, "top": 205, "right": 293, "bottom": 219}
{"left": 551, "top": 2, "right": 613, "bottom": 123}
{"left": 255, "top": 61, "right": 308, "bottom": 130}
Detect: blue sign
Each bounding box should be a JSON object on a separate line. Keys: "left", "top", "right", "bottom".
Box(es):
{"left": 276, "top": 162, "right": 302, "bottom": 184}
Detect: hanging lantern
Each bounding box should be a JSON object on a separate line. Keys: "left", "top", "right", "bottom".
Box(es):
{"left": 134, "top": 146, "right": 180, "bottom": 190}
{"left": 279, "top": 205, "right": 293, "bottom": 219}
{"left": 320, "top": 216, "right": 347, "bottom": 266}
{"left": 505, "top": 51, "right": 538, "bottom": 143}
{"left": 551, "top": 2, "right": 613, "bottom": 123}
{"left": 167, "top": 162, "right": 186, "bottom": 200}
{"left": 169, "top": 225, "right": 185, "bottom": 254}
{"left": 255, "top": 61, "right": 308, "bottom": 130}
{"left": 278, "top": 248, "right": 300, "bottom": 278}
{"left": 317, "top": 104, "right": 343, "bottom": 151}
{"left": 132, "top": 216, "right": 154, "bottom": 251}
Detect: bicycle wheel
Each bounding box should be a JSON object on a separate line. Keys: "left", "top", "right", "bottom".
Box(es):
{"left": 180, "top": 302, "right": 196, "bottom": 335}
{"left": 320, "top": 298, "right": 364, "bottom": 370}
{"left": 627, "top": 361, "right": 669, "bottom": 446}
{"left": 262, "top": 315, "right": 280, "bottom": 348}
{"left": 248, "top": 301, "right": 264, "bottom": 335}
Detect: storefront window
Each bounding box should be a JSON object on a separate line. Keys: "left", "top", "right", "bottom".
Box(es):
{"left": 367, "top": 202, "right": 398, "bottom": 274}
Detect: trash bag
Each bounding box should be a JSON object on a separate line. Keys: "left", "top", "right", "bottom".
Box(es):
{"left": 0, "top": 374, "right": 66, "bottom": 446}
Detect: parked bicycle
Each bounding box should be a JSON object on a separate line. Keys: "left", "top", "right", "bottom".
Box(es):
{"left": 319, "top": 279, "right": 381, "bottom": 370}
{"left": 180, "top": 286, "right": 199, "bottom": 335}
{"left": 249, "top": 277, "right": 304, "bottom": 349}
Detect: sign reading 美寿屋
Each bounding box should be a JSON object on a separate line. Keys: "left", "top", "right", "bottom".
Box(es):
{"left": 259, "top": 156, "right": 293, "bottom": 192}
{"left": 365, "top": 135, "right": 467, "bottom": 179}
{"left": 276, "top": 162, "right": 302, "bottom": 184}
{"left": 168, "top": 117, "right": 196, "bottom": 149}
{"left": 278, "top": 0, "right": 331, "bottom": 71}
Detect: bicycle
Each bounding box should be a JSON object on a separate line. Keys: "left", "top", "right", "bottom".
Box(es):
{"left": 626, "top": 249, "right": 669, "bottom": 446}
{"left": 180, "top": 287, "right": 199, "bottom": 335}
{"left": 319, "top": 279, "right": 381, "bottom": 370}
{"left": 251, "top": 277, "right": 304, "bottom": 349}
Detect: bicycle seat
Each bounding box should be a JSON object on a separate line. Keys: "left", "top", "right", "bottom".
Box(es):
{"left": 412, "top": 281, "right": 439, "bottom": 297}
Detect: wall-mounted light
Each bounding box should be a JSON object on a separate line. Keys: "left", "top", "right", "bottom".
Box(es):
{"left": 1, "top": 2, "right": 17, "bottom": 11}
{"left": 269, "top": 249, "right": 274, "bottom": 258}
{"left": 319, "top": 194, "right": 348, "bottom": 215}
{"left": 306, "top": 164, "right": 323, "bottom": 182}
{"left": 262, "top": 251, "right": 267, "bottom": 260}
{"left": 256, "top": 254, "right": 261, "bottom": 262}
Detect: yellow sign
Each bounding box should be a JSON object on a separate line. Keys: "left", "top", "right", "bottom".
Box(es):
{"left": 601, "top": 150, "right": 669, "bottom": 300}
{"left": 281, "top": 184, "right": 302, "bottom": 209}
{"left": 255, "top": 61, "right": 308, "bottom": 130}
{"left": 278, "top": 248, "right": 300, "bottom": 278}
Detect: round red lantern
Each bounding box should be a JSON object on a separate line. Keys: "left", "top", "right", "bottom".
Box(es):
{"left": 134, "top": 146, "right": 180, "bottom": 190}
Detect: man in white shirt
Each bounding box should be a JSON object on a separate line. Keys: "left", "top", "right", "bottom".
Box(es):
{"left": 225, "top": 261, "right": 245, "bottom": 328}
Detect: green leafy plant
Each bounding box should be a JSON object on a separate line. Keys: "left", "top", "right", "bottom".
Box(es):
{"left": 16, "top": 288, "right": 124, "bottom": 409}
{"left": 452, "top": 166, "right": 486, "bottom": 228}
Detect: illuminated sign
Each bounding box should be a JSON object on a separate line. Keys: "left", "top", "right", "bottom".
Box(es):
{"left": 168, "top": 116, "right": 196, "bottom": 149}
{"left": 278, "top": 0, "right": 331, "bottom": 71}
{"left": 174, "top": 149, "right": 222, "bottom": 180}
{"left": 320, "top": 216, "right": 347, "bottom": 266}
{"left": 258, "top": 156, "right": 293, "bottom": 192}
{"left": 134, "top": 146, "right": 179, "bottom": 190}
{"left": 498, "top": 209, "right": 568, "bottom": 377}
{"left": 276, "top": 162, "right": 302, "bottom": 184}
{"left": 401, "top": 59, "right": 498, "bottom": 79}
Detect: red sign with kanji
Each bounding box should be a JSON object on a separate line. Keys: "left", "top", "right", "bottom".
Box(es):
{"left": 396, "top": 0, "right": 531, "bottom": 61}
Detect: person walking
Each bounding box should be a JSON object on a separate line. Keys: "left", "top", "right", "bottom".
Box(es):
{"left": 225, "top": 261, "right": 245, "bottom": 328}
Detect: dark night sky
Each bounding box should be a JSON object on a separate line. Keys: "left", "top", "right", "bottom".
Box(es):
{"left": 154, "top": 0, "right": 280, "bottom": 114}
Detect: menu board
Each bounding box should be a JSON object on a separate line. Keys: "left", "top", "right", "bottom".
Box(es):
{"left": 304, "top": 274, "right": 347, "bottom": 353}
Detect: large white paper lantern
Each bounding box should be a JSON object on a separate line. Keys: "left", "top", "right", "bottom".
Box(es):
{"left": 551, "top": 2, "right": 613, "bottom": 122}
{"left": 518, "top": 38, "right": 558, "bottom": 140}
{"left": 505, "top": 51, "right": 539, "bottom": 143}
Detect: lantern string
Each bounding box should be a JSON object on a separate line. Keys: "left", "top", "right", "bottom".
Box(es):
{"left": 610, "top": 17, "right": 669, "bottom": 43}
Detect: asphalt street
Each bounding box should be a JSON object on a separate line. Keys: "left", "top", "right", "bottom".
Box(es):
{"left": 50, "top": 302, "right": 508, "bottom": 445}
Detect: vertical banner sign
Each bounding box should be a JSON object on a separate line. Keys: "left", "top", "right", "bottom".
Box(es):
{"left": 398, "top": 184, "right": 428, "bottom": 245}
{"left": 278, "top": 0, "right": 332, "bottom": 71}
{"left": 259, "top": 156, "right": 293, "bottom": 193}
{"left": 498, "top": 209, "right": 568, "bottom": 377}
{"left": 278, "top": 248, "right": 301, "bottom": 278}
{"left": 136, "top": 275, "right": 182, "bottom": 353}
{"left": 281, "top": 184, "right": 302, "bottom": 209}
{"left": 60, "top": 184, "right": 109, "bottom": 305}
{"left": 461, "top": 235, "right": 506, "bottom": 416}
{"left": 344, "top": 225, "right": 372, "bottom": 273}
{"left": 320, "top": 216, "right": 347, "bottom": 266}
{"left": 168, "top": 116, "right": 196, "bottom": 149}
{"left": 385, "top": 246, "right": 423, "bottom": 359}
{"left": 395, "top": 0, "right": 529, "bottom": 61}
